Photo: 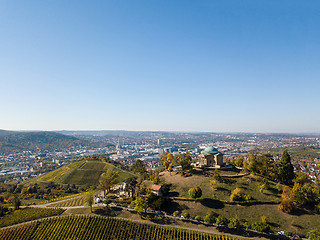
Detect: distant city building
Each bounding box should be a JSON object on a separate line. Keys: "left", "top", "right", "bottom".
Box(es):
{"left": 157, "top": 139, "right": 162, "bottom": 145}
{"left": 197, "top": 146, "right": 224, "bottom": 168}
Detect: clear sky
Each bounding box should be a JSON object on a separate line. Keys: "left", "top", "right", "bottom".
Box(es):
{"left": 1, "top": 0, "right": 320, "bottom": 133}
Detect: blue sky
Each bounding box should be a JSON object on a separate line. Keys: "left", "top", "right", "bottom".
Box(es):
{"left": 1, "top": 0, "right": 320, "bottom": 133}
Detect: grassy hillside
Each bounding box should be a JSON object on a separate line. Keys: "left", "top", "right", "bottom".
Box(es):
{"left": 39, "top": 160, "right": 134, "bottom": 186}
{"left": 161, "top": 168, "right": 320, "bottom": 235}
{"left": 0, "top": 215, "right": 243, "bottom": 240}
{"left": 0, "top": 131, "right": 89, "bottom": 153}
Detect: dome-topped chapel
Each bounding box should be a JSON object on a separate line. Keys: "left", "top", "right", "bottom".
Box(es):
{"left": 198, "top": 146, "right": 224, "bottom": 168}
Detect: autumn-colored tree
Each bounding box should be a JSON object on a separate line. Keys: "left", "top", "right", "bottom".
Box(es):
{"left": 210, "top": 179, "right": 217, "bottom": 191}
{"left": 278, "top": 186, "right": 296, "bottom": 213}
{"left": 132, "top": 197, "right": 147, "bottom": 214}
{"left": 230, "top": 188, "right": 251, "bottom": 202}
{"left": 292, "top": 182, "right": 319, "bottom": 207}
{"left": 160, "top": 152, "right": 176, "bottom": 174}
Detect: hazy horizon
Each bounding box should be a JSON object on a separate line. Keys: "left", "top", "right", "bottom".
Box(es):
{"left": 1, "top": 128, "right": 320, "bottom": 135}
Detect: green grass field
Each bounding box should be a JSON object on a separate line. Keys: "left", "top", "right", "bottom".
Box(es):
{"left": 161, "top": 169, "right": 320, "bottom": 235}
{"left": 0, "top": 215, "right": 245, "bottom": 240}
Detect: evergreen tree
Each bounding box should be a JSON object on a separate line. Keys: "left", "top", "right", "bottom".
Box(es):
{"left": 277, "top": 150, "right": 295, "bottom": 185}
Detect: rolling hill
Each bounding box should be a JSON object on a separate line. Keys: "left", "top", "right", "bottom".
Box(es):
{"left": 39, "top": 159, "right": 134, "bottom": 186}
{"left": 0, "top": 131, "right": 89, "bottom": 153}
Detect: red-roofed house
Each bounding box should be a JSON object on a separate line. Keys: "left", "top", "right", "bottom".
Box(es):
{"left": 149, "top": 184, "right": 163, "bottom": 196}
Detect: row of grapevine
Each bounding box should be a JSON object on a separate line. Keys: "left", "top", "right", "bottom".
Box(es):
{"left": 0, "top": 215, "right": 245, "bottom": 240}
{"left": 36, "top": 190, "right": 93, "bottom": 205}
{"left": 0, "top": 208, "right": 64, "bottom": 228}
{"left": 47, "top": 195, "right": 86, "bottom": 207}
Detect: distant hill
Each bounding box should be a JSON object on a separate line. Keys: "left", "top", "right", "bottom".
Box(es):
{"left": 0, "top": 129, "right": 15, "bottom": 137}
{"left": 0, "top": 131, "right": 89, "bottom": 153}
{"left": 39, "top": 159, "right": 134, "bottom": 186}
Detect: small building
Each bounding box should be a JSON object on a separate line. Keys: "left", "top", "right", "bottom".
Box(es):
{"left": 149, "top": 184, "right": 163, "bottom": 197}
{"left": 197, "top": 146, "right": 224, "bottom": 168}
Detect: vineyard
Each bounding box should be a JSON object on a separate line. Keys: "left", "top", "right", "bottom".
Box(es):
{"left": 0, "top": 208, "right": 64, "bottom": 228}
{"left": 0, "top": 215, "right": 244, "bottom": 240}
{"left": 47, "top": 195, "right": 86, "bottom": 207}
{"left": 39, "top": 160, "right": 134, "bottom": 186}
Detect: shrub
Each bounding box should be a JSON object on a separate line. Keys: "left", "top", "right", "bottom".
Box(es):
{"left": 251, "top": 221, "right": 270, "bottom": 233}
{"left": 195, "top": 215, "right": 202, "bottom": 222}
{"left": 315, "top": 204, "right": 320, "bottom": 213}
{"left": 261, "top": 215, "right": 267, "bottom": 223}
{"left": 188, "top": 186, "right": 202, "bottom": 199}
{"left": 284, "top": 231, "right": 293, "bottom": 237}
{"left": 204, "top": 211, "right": 217, "bottom": 224}
{"left": 182, "top": 212, "right": 190, "bottom": 219}
{"left": 243, "top": 222, "right": 251, "bottom": 230}
{"left": 230, "top": 188, "right": 251, "bottom": 202}
{"left": 278, "top": 200, "right": 296, "bottom": 214}
{"left": 228, "top": 217, "right": 241, "bottom": 230}
{"left": 307, "top": 229, "right": 320, "bottom": 240}
{"left": 173, "top": 210, "right": 180, "bottom": 217}
{"left": 216, "top": 215, "right": 229, "bottom": 227}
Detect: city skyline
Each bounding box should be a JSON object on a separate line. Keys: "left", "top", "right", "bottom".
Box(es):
{"left": 1, "top": 1, "right": 320, "bottom": 133}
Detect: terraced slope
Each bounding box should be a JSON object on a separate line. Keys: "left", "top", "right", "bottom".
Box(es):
{"left": 39, "top": 160, "right": 134, "bottom": 186}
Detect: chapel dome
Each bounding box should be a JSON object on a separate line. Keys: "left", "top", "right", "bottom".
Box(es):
{"left": 202, "top": 146, "right": 220, "bottom": 154}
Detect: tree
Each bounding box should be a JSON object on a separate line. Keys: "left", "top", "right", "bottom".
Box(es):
{"left": 133, "top": 197, "right": 147, "bottom": 214}
{"left": 277, "top": 150, "right": 295, "bottom": 185}
{"left": 124, "top": 176, "right": 137, "bottom": 198}
{"left": 99, "top": 168, "right": 119, "bottom": 197}
{"left": 177, "top": 152, "right": 193, "bottom": 174}
{"left": 146, "top": 193, "right": 171, "bottom": 210}
{"left": 244, "top": 151, "right": 260, "bottom": 173}
{"left": 294, "top": 171, "right": 311, "bottom": 184}
{"left": 188, "top": 186, "right": 202, "bottom": 199}
{"left": 132, "top": 159, "right": 147, "bottom": 178}
{"left": 153, "top": 172, "right": 160, "bottom": 184}
{"left": 278, "top": 186, "right": 296, "bottom": 213}
{"left": 160, "top": 184, "right": 171, "bottom": 196}
{"left": 13, "top": 197, "right": 21, "bottom": 210}
{"left": 85, "top": 193, "right": 94, "bottom": 212}
{"left": 231, "top": 157, "right": 244, "bottom": 167}
{"left": 160, "top": 153, "right": 175, "bottom": 174}
{"left": 292, "top": 182, "right": 319, "bottom": 207}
